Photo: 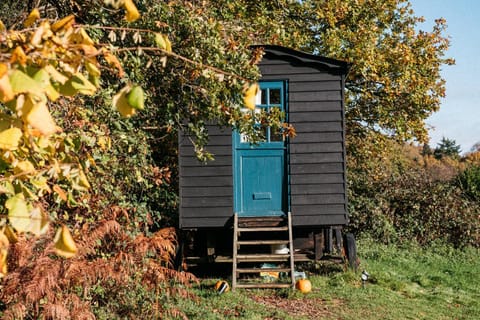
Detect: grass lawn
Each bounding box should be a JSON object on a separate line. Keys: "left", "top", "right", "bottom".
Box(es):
{"left": 167, "top": 238, "right": 480, "bottom": 319}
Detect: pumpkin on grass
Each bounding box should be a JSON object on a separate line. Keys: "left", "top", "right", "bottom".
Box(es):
{"left": 295, "top": 278, "right": 312, "bottom": 293}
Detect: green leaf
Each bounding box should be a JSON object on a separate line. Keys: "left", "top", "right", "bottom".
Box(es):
{"left": 9, "top": 70, "right": 45, "bottom": 97}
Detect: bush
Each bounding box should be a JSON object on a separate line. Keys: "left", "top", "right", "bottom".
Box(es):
{"left": 348, "top": 165, "right": 480, "bottom": 248}
{"left": 457, "top": 164, "right": 480, "bottom": 202}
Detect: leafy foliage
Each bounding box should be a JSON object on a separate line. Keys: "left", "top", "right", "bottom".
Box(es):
{"left": 457, "top": 164, "right": 480, "bottom": 202}
{"left": 348, "top": 141, "right": 480, "bottom": 248}
{"left": 434, "top": 137, "right": 462, "bottom": 159}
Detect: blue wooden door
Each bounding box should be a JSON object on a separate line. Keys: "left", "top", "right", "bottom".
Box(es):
{"left": 234, "top": 81, "right": 287, "bottom": 217}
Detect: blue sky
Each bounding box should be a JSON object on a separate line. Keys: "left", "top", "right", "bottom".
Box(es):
{"left": 410, "top": 0, "right": 480, "bottom": 153}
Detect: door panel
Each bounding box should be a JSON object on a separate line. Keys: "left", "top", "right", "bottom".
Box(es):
{"left": 234, "top": 81, "right": 287, "bottom": 217}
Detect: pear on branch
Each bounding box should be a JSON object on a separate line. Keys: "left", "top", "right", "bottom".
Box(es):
{"left": 243, "top": 83, "right": 259, "bottom": 110}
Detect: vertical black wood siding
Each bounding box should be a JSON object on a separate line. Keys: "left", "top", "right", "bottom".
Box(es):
{"left": 179, "top": 46, "right": 349, "bottom": 229}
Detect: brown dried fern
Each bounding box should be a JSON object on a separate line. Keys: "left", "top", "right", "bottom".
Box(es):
{"left": 1, "top": 218, "right": 197, "bottom": 319}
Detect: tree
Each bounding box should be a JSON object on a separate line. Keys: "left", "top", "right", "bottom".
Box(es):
{"left": 0, "top": 1, "right": 288, "bottom": 317}
{"left": 434, "top": 137, "right": 461, "bottom": 159}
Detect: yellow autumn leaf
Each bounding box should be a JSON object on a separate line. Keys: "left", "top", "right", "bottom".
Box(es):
{"left": 0, "top": 74, "right": 14, "bottom": 103}
{"left": 154, "top": 33, "right": 172, "bottom": 53}
{"left": 0, "top": 231, "right": 9, "bottom": 248}
{"left": 85, "top": 61, "right": 101, "bottom": 77}
{"left": 27, "top": 207, "right": 50, "bottom": 236}
{"left": 51, "top": 15, "right": 75, "bottom": 32}
{"left": 44, "top": 65, "right": 68, "bottom": 84}
{"left": 0, "top": 232, "right": 8, "bottom": 278}
{"left": 0, "top": 248, "right": 7, "bottom": 278}
{"left": 78, "top": 169, "right": 91, "bottom": 189}
{"left": 23, "top": 96, "right": 59, "bottom": 136}
{"left": 0, "top": 127, "right": 22, "bottom": 150}
{"left": 0, "top": 19, "right": 5, "bottom": 32}
{"left": 124, "top": 0, "right": 140, "bottom": 22}
{"left": 30, "top": 22, "right": 47, "bottom": 46}
{"left": 53, "top": 184, "right": 68, "bottom": 201}
{"left": 59, "top": 73, "right": 97, "bottom": 96}
{"left": 3, "top": 225, "right": 18, "bottom": 243}
{"left": 113, "top": 85, "right": 136, "bottom": 117}
{"left": 10, "top": 46, "right": 27, "bottom": 66}
{"left": 243, "top": 83, "right": 259, "bottom": 110}
{"left": 0, "top": 63, "right": 7, "bottom": 78}
{"left": 69, "top": 27, "right": 95, "bottom": 46}
{"left": 54, "top": 225, "right": 78, "bottom": 258}
{"left": 24, "top": 8, "right": 40, "bottom": 27}
{"left": 33, "top": 68, "right": 60, "bottom": 101}
{"left": 6, "top": 194, "right": 30, "bottom": 233}
{"left": 14, "top": 160, "right": 35, "bottom": 176}
{"left": 104, "top": 52, "right": 124, "bottom": 77}
{"left": 0, "top": 181, "right": 15, "bottom": 195}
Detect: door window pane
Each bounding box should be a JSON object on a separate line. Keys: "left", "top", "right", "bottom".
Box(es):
{"left": 269, "top": 89, "right": 281, "bottom": 104}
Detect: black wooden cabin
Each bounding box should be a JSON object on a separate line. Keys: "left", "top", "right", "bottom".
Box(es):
{"left": 178, "top": 45, "right": 350, "bottom": 264}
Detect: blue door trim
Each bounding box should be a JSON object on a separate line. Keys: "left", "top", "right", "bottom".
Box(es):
{"left": 233, "top": 80, "right": 288, "bottom": 217}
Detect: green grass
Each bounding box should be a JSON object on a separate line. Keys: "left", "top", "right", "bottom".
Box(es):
{"left": 167, "top": 239, "right": 480, "bottom": 319}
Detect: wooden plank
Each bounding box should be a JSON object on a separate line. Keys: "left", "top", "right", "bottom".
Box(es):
{"left": 290, "top": 204, "right": 346, "bottom": 215}
{"left": 180, "top": 176, "right": 232, "bottom": 187}
{"left": 291, "top": 194, "right": 346, "bottom": 205}
{"left": 290, "top": 153, "right": 343, "bottom": 164}
{"left": 288, "top": 212, "right": 296, "bottom": 287}
{"left": 236, "top": 267, "right": 291, "bottom": 273}
{"left": 180, "top": 145, "right": 232, "bottom": 156}
{"left": 290, "top": 122, "right": 343, "bottom": 133}
{"left": 182, "top": 186, "right": 232, "bottom": 197}
{"left": 237, "top": 240, "right": 289, "bottom": 245}
{"left": 289, "top": 111, "right": 342, "bottom": 122}
{"left": 180, "top": 216, "right": 232, "bottom": 229}
{"left": 290, "top": 101, "right": 341, "bottom": 112}
{"left": 290, "top": 173, "right": 344, "bottom": 184}
{"left": 233, "top": 213, "right": 238, "bottom": 291}
{"left": 288, "top": 81, "right": 340, "bottom": 92}
{"left": 181, "top": 196, "right": 233, "bottom": 207}
{"left": 290, "top": 142, "right": 343, "bottom": 153}
{"left": 260, "top": 73, "right": 338, "bottom": 82}
{"left": 237, "top": 226, "right": 289, "bottom": 232}
{"left": 314, "top": 232, "right": 324, "bottom": 261}
{"left": 180, "top": 155, "right": 232, "bottom": 167}
{"left": 291, "top": 214, "right": 348, "bottom": 227}
{"left": 259, "top": 65, "right": 340, "bottom": 78}
{"left": 180, "top": 206, "right": 233, "bottom": 218}
{"left": 179, "top": 133, "right": 231, "bottom": 147}
{"left": 291, "top": 132, "right": 342, "bottom": 143}
{"left": 290, "top": 183, "right": 345, "bottom": 195}
{"left": 181, "top": 166, "right": 232, "bottom": 177}
{"left": 289, "top": 90, "right": 341, "bottom": 102}
{"left": 236, "top": 254, "right": 290, "bottom": 262}
{"left": 289, "top": 163, "right": 344, "bottom": 175}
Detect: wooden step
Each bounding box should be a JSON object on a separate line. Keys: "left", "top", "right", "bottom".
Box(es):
{"left": 236, "top": 267, "right": 291, "bottom": 274}
{"left": 237, "top": 226, "right": 288, "bottom": 232}
{"left": 235, "top": 283, "right": 292, "bottom": 289}
{"left": 232, "top": 213, "right": 295, "bottom": 291}
{"left": 237, "top": 254, "right": 290, "bottom": 262}
{"left": 237, "top": 240, "right": 289, "bottom": 246}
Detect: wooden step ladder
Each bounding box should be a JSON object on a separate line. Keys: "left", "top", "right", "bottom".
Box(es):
{"left": 232, "top": 212, "right": 295, "bottom": 291}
